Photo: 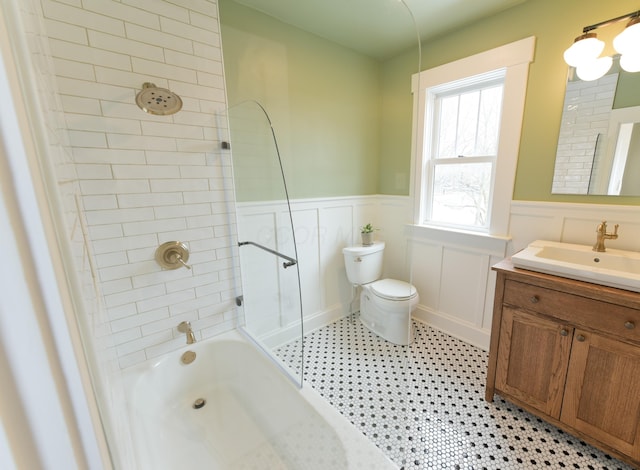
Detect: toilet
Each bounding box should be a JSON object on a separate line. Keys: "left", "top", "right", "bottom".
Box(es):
{"left": 342, "top": 241, "right": 419, "bottom": 345}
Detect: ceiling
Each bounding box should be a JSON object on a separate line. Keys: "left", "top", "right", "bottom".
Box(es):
{"left": 232, "top": 0, "right": 528, "bottom": 60}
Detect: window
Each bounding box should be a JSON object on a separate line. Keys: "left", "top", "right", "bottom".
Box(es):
{"left": 412, "top": 37, "right": 535, "bottom": 236}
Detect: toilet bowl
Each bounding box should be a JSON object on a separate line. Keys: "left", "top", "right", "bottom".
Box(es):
{"left": 342, "top": 242, "right": 419, "bottom": 345}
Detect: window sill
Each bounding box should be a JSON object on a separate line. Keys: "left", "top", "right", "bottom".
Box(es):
{"left": 406, "top": 223, "right": 511, "bottom": 255}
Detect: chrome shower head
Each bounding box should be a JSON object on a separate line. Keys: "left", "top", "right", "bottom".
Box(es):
{"left": 135, "top": 82, "right": 182, "bottom": 115}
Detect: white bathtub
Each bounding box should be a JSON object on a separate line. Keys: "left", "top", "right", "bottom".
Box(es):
{"left": 124, "top": 330, "right": 397, "bottom": 470}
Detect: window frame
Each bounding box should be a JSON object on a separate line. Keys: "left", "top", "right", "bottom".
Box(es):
{"left": 410, "top": 37, "right": 536, "bottom": 237}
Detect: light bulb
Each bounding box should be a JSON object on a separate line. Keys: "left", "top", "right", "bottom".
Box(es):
{"left": 576, "top": 56, "right": 613, "bottom": 81}
{"left": 564, "top": 33, "right": 604, "bottom": 67}
{"left": 620, "top": 53, "right": 640, "bottom": 73}
{"left": 613, "top": 18, "right": 640, "bottom": 54}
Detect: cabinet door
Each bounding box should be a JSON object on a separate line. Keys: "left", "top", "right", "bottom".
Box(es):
{"left": 562, "top": 331, "right": 640, "bottom": 460}
{"left": 495, "top": 307, "right": 572, "bottom": 418}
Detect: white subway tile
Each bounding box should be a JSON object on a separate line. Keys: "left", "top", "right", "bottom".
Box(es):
{"left": 66, "top": 114, "right": 141, "bottom": 134}
{"left": 131, "top": 57, "right": 196, "bottom": 83}
{"left": 107, "top": 133, "right": 178, "bottom": 152}
{"left": 131, "top": 264, "right": 192, "bottom": 288}
{"left": 153, "top": 203, "right": 210, "bottom": 219}
{"left": 125, "top": 23, "right": 193, "bottom": 54}
{"left": 121, "top": 0, "right": 189, "bottom": 24}
{"left": 196, "top": 70, "right": 223, "bottom": 88}
{"left": 166, "top": 80, "right": 223, "bottom": 101}
{"left": 88, "top": 223, "right": 124, "bottom": 240}
{"left": 95, "top": 251, "right": 129, "bottom": 269}
{"left": 169, "top": 293, "right": 220, "bottom": 316}
{"left": 156, "top": 226, "right": 214, "bottom": 243}
{"left": 112, "top": 164, "right": 180, "bottom": 179}
{"left": 125, "top": 246, "right": 155, "bottom": 264}
{"left": 100, "top": 100, "right": 169, "bottom": 121}
{"left": 189, "top": 10, "right": 218, "bottom": 32}
{"left": 164, "top": 271, "right": 217, "bottom": 293}
{"left": 145, "top": 150, "right": 206, "bottom": 166}
{"left": 195, "top": 279, "right": 232, "bottom": 298}
{"left": 140, "top": 310, "right": 197, "bottom": 336}
{"left": 117, "top": 192, "right": 183, "bottom": 208}
{"left": 82, "top": 195, "right": 118, "bottom": 210}
{"left": 174, "top": 0, "right": 217, "bottom": 19}
{"left": 50, "top": 38, "right": 131, "bottom": 71}
{"left": 95, "top": 66, "right": 168, "bottom": 91}
{"left": 73, "top": 147, "right": 146, "bottom": 164}
{"left": 122, "top": 217, "right": 186, "bottom": 236}
{"left": 111, "top": 308, "right": 169, "bottom": 333}
{"left": 85, "top": 207, "right": 155, "bottom": 225}
{"left": 93, "top": 234, "right": 159, "bottom": 255}
{"left": 60, "top": 94, "right": 101, "bottom": 114}
{"left": 53, "top": 58, "right": 96, "bottom": 80}
{"left": 89, "top": 28, "right": 165, "bottom": 62}
{"left": 99, "top": 259, "right": 158, "bottom": 282}
{"left": 136, "top": 288, "right": 195, "bottom": 313}
{"left": 42, "top": 0, "right": 125, "bottom": 36}
{"left": 68, "top": 130, "right": 107, "bottom": 148}
{"left": 149, "top": 178, "right": 208, "bottom": 192}
{"left": 107, "top": 303, "right": 138, "bottom": 321}
{"left": 175, "top": 138, "right": 216, "bottom": 153}
{"left": 82, "top": 0, "right": 160, "bottom": 30}
{"left": 179, "top": 165, "right": 221, "bottom": 178}
{"left": 144, "top": 336, "right": 187, "bottom": 360}
{"left": 201, "top": 319, "right": 236, "bottom": 340}
{"left": 105, "top": 284, "right": 166, "bottom": 309}
{"left": 183, "top": 190, "right": 224, "bottom": 203}
{"left": 111, "top": 327, "right": 142, "bottom": 346}
{"left": 141, "top": 121, "right": 203, "bottom": 140}
{"left": 100, "top": 278, "right": 133, "bottom": 296}
{"left": 44, "top": 18, "right": 88, "bottom": 44}
{"left": 75, "top": 164, "right": 113, "bottom": 180}
{"left": 57, "top": 77, "right": 135, "bottom": 103}
{"left": 116, "top": 329, "right": 172, "bottom": 356}
{"left": 79, "top": 179, "right": 150, "bottom": 195}
{"left": 160, "top": 16, "right": 216, "bottom": 45}
{"left": 164, "top": 49, "right": 221, "bottom": 74}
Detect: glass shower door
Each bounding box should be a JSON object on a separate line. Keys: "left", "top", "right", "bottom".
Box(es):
{"left": 226, "top": 101, "right": 304, "bottom": 386}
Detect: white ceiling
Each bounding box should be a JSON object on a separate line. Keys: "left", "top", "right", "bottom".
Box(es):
{"left": 232, "top": 0, "right": 528, "bottom": 59}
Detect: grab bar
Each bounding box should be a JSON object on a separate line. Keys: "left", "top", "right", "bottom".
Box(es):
{"left": 238, "top": 241, "right": 297, "bottom": 269}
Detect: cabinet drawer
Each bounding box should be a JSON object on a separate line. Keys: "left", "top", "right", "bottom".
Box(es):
{"left": 503, "top": 280, "right": 640, "bottom": 343}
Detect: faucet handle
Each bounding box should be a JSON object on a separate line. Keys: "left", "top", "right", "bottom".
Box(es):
{"left": 612, "top": 223, "right": 619, "bottom": 235}
{"left": 177, "top": 321, "right": 192, "bottom": 333}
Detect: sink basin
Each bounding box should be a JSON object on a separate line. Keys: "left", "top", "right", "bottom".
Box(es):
{"left": 511, "top": 240, "right": 640, "bottom": 293}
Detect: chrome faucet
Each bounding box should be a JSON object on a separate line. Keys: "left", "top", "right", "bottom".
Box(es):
{"left": 593, "top": 220, "right": 619, "bottom": 252}
{"left": 177, "top": 321, "right": 196, "bottom": 344}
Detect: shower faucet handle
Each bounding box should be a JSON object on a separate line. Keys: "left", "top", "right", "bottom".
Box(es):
{"left": 155, "top": 241, "right": 192, "bottom": 270}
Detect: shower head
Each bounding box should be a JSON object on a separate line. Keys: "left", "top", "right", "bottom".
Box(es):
{"left": 135, "top": 82, "right": 182, "bottom": 115}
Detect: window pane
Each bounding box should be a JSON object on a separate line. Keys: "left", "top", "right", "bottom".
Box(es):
{"left": 476, "top": 85, "right": 503, "bottom": 155}
{"left": 456, "top": 91, "right": 480, "bottom": 156}
{"left": 436, "top": 96, "right": 458, "bottom": 158}
{"left": 431, "top": 162, "right": 492, "bottom": 228}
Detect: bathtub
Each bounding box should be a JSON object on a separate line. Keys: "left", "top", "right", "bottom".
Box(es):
{"left": 124, "top": 330, "right": 397, "bottom": 470}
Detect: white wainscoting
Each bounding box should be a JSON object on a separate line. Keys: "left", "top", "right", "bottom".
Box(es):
{"left": 238, "top": 196, "right": 640, "bottom": 351}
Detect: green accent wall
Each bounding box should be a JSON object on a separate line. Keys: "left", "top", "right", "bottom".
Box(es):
{"left": 219, "top": 0, "right": 381, "bottom": 200}
{"left": 220, "top": 0, "right": 640, "bottom": 205}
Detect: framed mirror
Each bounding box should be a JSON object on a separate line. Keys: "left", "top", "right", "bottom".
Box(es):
{"left": 552, "top": 55, "right": 640, "bottom": 195}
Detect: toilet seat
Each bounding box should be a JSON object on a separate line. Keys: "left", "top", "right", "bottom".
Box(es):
{"left": 370, "top": 279, "right": 417, "bottom": 301}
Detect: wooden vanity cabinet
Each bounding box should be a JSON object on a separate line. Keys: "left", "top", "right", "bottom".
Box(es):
{"left": 486, "top": 259, "right": 640, "bottom": 467}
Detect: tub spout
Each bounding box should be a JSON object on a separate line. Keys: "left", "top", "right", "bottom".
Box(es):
{"left": 177, "top": 321, "right": 196, "bottom": 344}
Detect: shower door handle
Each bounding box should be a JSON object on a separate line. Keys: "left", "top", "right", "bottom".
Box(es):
{"left": 238, "top": 241, "right": 297, "bottom": 269}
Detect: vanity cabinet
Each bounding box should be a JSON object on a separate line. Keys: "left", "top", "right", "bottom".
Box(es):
{"left": 486, "top": 259, "right": 640, "bottom": 467}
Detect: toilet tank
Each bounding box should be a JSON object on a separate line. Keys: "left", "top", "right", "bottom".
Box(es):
{"left": 342, "top": 241, "right": 385, "bottom": 285}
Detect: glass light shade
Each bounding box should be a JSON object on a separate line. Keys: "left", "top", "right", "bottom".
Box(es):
{"left": 564, "top": 34, "right": 604, "bottom": 67}
{"left": 613, "top": 19, "right": 640, "bottom": 54}
{"left": 576, "top": 56, "right": 613, "bottom": 81}
{"left": 620, "top": 53, "right": 640, "bottom": 72}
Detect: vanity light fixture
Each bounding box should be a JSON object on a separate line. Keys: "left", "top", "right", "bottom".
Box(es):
{"left": 564, "top": 10, "right": 640, "bottom": 80}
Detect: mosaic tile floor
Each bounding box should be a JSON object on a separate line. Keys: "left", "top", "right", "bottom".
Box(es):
{"left": 276, "top": 316, "right": 634, "bottom": 470}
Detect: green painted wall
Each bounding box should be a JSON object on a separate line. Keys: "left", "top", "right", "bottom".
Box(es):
{"left": 381, "top": 0, "right": 640, "bottom": 204}
{"left": 219, "top": 0, "right": 381, "bottom": 200}
{"left": 221, "top": 0, "right": 640, "bottom": 205}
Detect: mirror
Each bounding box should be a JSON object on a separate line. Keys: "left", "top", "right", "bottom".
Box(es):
{"left": 552, "top": 55, "right": 640, "bottom": 195}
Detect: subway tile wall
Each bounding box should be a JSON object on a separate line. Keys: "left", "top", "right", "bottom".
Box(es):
{"left": 41, "top": 0, "right": 239, "bottom": 368}
{"left": 552, "top": 74, "right": 617, "bottom": 194}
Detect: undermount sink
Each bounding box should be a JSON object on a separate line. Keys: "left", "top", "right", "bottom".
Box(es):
{"left": 511, "top": 240, "right": 640, "bottom": 293}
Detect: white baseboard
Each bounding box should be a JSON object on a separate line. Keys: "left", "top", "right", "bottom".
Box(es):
{"left": 413, "top": 306, "right": 490, "bottom": 351}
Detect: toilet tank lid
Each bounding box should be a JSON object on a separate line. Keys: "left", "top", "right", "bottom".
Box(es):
{"left": 371, "top": 278, "right": 417, "bottom": 300}
{"left": 342, "top": 241, "right": 385, "bottom": 255}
